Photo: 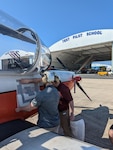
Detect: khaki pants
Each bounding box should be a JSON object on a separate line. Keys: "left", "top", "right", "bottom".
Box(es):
{"left": 59, "top": 109, "right": 73, "bottom": 137}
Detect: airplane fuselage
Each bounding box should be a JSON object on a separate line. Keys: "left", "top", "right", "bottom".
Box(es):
{"left": 0, "top": 70, "right": 81, "bottom": 124}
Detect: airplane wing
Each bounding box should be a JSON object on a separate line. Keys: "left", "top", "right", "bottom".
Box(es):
{"left": 0, "top": 126, "right": 106, "bottom": 150}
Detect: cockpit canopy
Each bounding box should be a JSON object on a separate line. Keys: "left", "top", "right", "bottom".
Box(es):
{"left": 0, "top": 10, "right": 51, "bottom": 74}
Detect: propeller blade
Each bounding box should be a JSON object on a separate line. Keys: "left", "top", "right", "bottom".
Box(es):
{"left": 56, "top": 57, "right": 67, "bottom": 70}
{"left": 76, "top": 81, "right": 92, "bottom": 101}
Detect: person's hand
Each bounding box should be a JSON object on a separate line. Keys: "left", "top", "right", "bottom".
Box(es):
{"left": 70, "top": 112, "right": 75, "bottom": 121}
{"left": 33, "top": 78, "right": 42, "bottom": 83}
{"left": 15, "top": 107, "right": 21, "bottom": 112}
{"left": 19, "top": 78, "right": 42, "bottom": 84}
{"left": 19, "top": 79, "right": 30, "bottom": 84}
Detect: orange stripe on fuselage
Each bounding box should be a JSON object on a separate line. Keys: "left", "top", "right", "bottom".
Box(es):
{"left": 0, "top": 91, "right": 37, "bottom": 124}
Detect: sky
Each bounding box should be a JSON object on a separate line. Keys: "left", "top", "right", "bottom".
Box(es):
{"left": 0, "top": 0, "right": 113, "bottom": 65}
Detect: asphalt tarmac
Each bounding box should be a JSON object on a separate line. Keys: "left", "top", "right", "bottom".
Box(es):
{"left": 27, "top": 74, "right": 113, "bottom": 150}
{"left": 73, "top": 74, "right": 113, "bottom": 149}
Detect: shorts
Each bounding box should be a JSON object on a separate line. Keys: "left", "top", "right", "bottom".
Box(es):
{"left": 44, "top": 126, "right": 59, "bottom": 134}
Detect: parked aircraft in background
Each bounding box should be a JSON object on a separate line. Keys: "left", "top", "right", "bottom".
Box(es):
{"left": 0, "top": 10, "right": 104, "bottom": 149}
{"left": 92, "top": 62, "right": 112, "bottom": 72}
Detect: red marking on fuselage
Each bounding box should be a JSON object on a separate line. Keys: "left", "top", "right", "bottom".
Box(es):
{"left": 0, "top": 91, "right": 37, "bottom": 124}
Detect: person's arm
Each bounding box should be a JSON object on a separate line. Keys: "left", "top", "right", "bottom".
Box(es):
{"left": 15, "top": 102, "right": 36, "bottom": 112}
{"left": 19, "top": 78, "right": 42, "bottom": 84}
{"left": 69, "top": 100, "right": 75, "bottom": 121}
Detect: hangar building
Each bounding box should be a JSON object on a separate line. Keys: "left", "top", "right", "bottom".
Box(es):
{"left": 49, "top": 29, "right": 113, "bottom": 72}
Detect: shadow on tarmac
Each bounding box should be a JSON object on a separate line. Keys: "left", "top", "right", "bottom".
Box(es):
{"left": 74, "top": 105, "right": 113, "bottom": 149}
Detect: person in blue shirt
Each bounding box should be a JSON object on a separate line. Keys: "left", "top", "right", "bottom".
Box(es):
{"left": 16, "top": 74, "right": 60, "bottom": 133}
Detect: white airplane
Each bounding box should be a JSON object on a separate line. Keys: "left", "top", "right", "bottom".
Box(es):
{"left": 0, "top": 10, "right": 106, "bottom": 149}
